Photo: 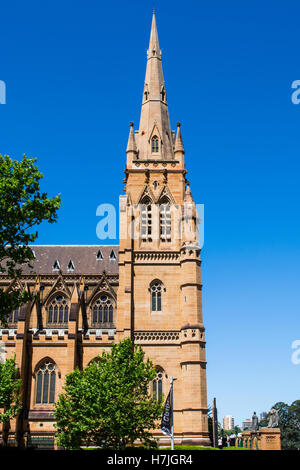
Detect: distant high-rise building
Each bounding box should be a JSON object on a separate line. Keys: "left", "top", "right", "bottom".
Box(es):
{"left": 223, "top": 415, "right": 234, "bottom": 430}
{"left": 242, "top": 419, "right": 252, "bottom": 430}
{"left": 260, "top": 412, "right": 267, "bottom": 420}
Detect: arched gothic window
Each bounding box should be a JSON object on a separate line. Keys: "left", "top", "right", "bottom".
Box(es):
{"left": 92, "top": 295, "right": 114, "bottom": 326}
{"left": 35, "top": 360, "right": 56, "bottom": 404}
{"left": 152, "top": 136, "right": 159, "bottom": 153}
{"left": 141, "top": 197, "right": 152, "bottom": 242}
{"left": 47, "top": 294, "right": 69, "bottom": 325}
{"left": 159, "top": 198, "right": 171, "bottom": 242}
{"left": 150, "top": 280, "right": 163, "bottom": 312}
{"left": 152, "top": 368, "right": 164, "bottom": 402}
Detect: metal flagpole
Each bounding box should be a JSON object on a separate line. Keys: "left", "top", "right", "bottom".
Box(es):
{"left": 170, "top": 376, "right": 174, "bottom": 450}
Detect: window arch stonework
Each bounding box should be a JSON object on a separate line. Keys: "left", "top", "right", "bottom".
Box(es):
{"left": 91, "top": 295, "right": 115, "bottom": 328}
{"left": 47, "top": 294, "right": 69, "bottom": 326}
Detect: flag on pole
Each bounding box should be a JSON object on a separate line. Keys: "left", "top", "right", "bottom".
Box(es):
{"left": 161, "top": 389, "right": 172, "bottom": 437}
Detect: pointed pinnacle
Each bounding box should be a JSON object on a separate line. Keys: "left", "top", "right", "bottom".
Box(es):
{"left": 126, "top": 122, "right": 138, "bottom": 154}
{"left": 175, "top": 122, "right": 185, "bottom": 154}
{"left": 184, "top": 182, "right": 194, "bottom": 203}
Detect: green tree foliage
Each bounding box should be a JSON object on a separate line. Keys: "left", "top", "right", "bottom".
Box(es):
{"left": 54, "top": 339, "right": 163, "bottom": 450}
{"left": 259, "top": 401, "right": 300, "bottom": 450}
{"left": 0, "top": 356, "right": 22, "bottom": 446}
{"left": 0, "top": 154, "right": 61, "bottom": 323}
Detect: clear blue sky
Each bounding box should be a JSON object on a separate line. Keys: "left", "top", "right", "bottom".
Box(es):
{"left": 1, "top": 0, "right": 300, "bottom": 426}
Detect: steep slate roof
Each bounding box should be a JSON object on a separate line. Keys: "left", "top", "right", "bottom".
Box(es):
{"left": 18, "top": 245, "right": 119, "bottom": 275}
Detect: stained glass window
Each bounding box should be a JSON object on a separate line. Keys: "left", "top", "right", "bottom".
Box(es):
{"left": 48, "top": 295, "right": 69, "bottom": 325}
{"left": 91, "top": 296, "right": 114, "bottom": 326}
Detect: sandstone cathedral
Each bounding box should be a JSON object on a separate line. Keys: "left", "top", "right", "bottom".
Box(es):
{"left": 0, "top": 12, "right": 209, "bottom": 448}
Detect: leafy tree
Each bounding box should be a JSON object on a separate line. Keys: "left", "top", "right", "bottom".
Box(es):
{"left": 0, "top": 154, "right": 61, "bottom": 324}
{"left": 234, "top": 425, "right": 241, "bottom": 435}
{"left": 0, "top": 356, "right": 22, "bottom": 447}
{"left": 54, "top": 339, "right": 163, "bottom": 450}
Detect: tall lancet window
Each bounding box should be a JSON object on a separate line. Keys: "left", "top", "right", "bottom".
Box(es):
{"left": 152, "top": 136, "right": 159, "bottom": 153}
{"left": 159, "top": 197, "right": 171, "bottom": 242}
{"left": 152, "top": 368, "right": 164, "bottom": 402}
{"left": 150, "top": 280, "right": 163, "bottom": 312}
{"left": 141, "top": 197, "right": 152, "bottom": 242}
{"left": 35, "top": 360, "right": 56, "bottom": 405}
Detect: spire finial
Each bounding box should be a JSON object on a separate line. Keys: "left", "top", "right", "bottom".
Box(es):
{"left": 148, "top": 8, "right": 161, "bottom": 59}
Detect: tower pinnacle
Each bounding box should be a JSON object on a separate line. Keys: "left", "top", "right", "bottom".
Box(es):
{"left": 175, "top": 122, "right": 185, "bottom": 155}
{"left": 126, "top": 122, "right": 137, "bottom": 155}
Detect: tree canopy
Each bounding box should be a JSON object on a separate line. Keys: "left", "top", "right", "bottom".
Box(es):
{"left": 54, "top": 338, "right": 163, "bottom": 449}
{"left": 0, "top": 154, "right": 61, "bottom": 323}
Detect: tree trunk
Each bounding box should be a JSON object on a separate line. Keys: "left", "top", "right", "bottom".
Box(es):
{"left": 2, "top": 417, "right": 10, "bottom": 447}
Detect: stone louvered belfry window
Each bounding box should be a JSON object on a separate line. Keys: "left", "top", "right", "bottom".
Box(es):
{"left": 150, "top": 280, "right": 163, "bottom": 312}
{"left": 35, "top": 360, "right": 56, "bottom": 405}
{"left": 91, "top": 295, "right": 114, "bottom": 326}
{"left": 159, "top": 198, "right": 171, "bottom": 242}
{"left": 141, "top": 197, "right": 152, "bottom": 242}
{"left": 47, "top": 294, "right": 69, "bottom": 326}
{"left": 152, "top": 135, "right": 159, "bottom": 153}
{"left": 152, "top": 368, "right": 164, "bottom": 402}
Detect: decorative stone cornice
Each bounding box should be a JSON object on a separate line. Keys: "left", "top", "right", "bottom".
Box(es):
{"left": 134, "top": 330, "right": 180, "bottom": 342}
{"left": 134, "top": 251, "right": 180, "bottom": 262}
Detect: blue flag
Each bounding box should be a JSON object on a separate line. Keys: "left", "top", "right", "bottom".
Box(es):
{"left": 161, "top": 389, "right": 172, "bottom": 437}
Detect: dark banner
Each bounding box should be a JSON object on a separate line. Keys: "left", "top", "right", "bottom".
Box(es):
{"left": 161, "top": 389, "right": 172, "bottom": 437}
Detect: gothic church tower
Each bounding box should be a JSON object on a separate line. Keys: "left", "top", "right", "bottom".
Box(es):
{"left": 118, "top": 12, "right": 209, "bottom": 445}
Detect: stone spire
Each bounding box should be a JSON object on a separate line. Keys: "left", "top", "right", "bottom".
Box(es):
{"left": 137, "top": 11, "right": 174, "bottom": 160}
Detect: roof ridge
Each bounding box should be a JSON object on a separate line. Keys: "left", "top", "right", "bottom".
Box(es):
{"left": 28, "top": 245, "right": 120, "bottom": 247}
